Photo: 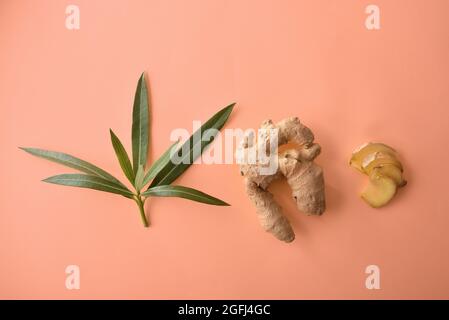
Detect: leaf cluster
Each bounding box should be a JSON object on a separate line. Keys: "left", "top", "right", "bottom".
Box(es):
{"left": 21, "top": 73, "right": 234, "bottom": 226}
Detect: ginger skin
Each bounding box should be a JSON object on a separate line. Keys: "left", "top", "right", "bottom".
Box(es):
{"left": 279, "top": 149, "right": 325, "bottom": 215}
{"left": 238, "top": 117, "right": 325, "bottom": 243}
{"left": 245, "top": 179, "right": 295, "bottom": 243}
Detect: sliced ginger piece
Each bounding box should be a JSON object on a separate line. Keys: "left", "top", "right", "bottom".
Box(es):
{"left": 350, "top": 142, "right": 398, "bottom": 173}
{"left": 351, "top": 142, "right": 406, "bottom": 208}
{"left": 362, "top": 151, "right": 403, "bottom": 175}
{"left": 374, "top": 164, "right": 407, "bottom": 187}
{"left": 361, "top": 170, "right": 397, "bottom": 208}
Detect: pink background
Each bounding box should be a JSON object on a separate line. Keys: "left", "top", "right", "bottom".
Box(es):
{"left": 1, "top": 0, "right": 449, "bottom": 299}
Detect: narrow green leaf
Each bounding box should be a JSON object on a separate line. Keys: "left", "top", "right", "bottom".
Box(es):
{"left": 43, "top": 174, "right": 134, "bottom": 198}
{"left": 142, "top": 185, "right": 229, "bottom": 206}
{"left": 134, "top": 164, "right": 145, "bottom": 191}
{"left": 149, "top": 103, "right": 235, "bottom": 188}
{"left": 131, "top": 72, "right": 149, "bottom": 174}
{"left": 141, "top": 140, "right": 179, "bottom": 187}
{"left": 109, "top": 129, "right": 135, "bottom": 185}
{"left": 20, "top": 147, "right": 127, "bottom": 188}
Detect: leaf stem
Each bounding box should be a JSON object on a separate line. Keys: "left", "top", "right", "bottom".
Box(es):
{"left": 134, "top": 195, "right": 149, "bottom": 227}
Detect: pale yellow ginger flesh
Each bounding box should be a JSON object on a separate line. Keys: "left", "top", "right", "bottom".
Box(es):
{"left": 350, "top": 142, "right": 406, "bottom": 208}
{"left": 361, "top": 169, "right": 397, "bottom": 208}
{"left": 350, "top": 143, "right": 397, "bottom": 173}
{"left": 373, "top": 164, "right": 406, "bottom": 187}
{"left": 238, "top": 117, "right": 325, "bottom": 243}
{"left": 362, "top": 152, "right": 403, "bottom": 174}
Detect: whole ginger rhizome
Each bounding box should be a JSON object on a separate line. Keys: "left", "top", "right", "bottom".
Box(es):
{"left": 237, "top": 117, "right": 326, "bottom": 243}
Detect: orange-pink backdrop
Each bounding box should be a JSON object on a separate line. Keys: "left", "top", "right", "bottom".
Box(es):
{"left": 1, "top": 0, "right": 449, "bottom": 299}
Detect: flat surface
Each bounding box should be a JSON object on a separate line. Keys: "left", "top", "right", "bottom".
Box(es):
{"left": 1, "top": 0, "right": 448, "bottom": 299}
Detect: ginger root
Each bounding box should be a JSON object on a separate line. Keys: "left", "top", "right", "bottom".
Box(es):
{"left": 350, "top": 142, "right": 406, "bottom": 207}
{"left": 237, "top": 117, "right": 325, "bottom": 243}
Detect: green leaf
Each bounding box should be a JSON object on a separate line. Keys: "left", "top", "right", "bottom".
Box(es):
{"left": 20, "top": 147, "right": 127, "bottom": 188}
{"left": 132, "top": 73, "right": 149, "bottom": 174}
{"left": 142, "top": 185, "right": 229, "bottom": 206}
{"left": 149, "top": 103, "right": 235, "bottom": 188}
{"left": 134, "top": 164, "right": 145, "bottom": 191}
{"left": 141, "top": 140, "right": 179, "bottom": 187}
{"left": 43, "top": 174, "right": 134, "bottom": 198}
{"left": 109, "top": 129, "right": 134, "bottom": 185}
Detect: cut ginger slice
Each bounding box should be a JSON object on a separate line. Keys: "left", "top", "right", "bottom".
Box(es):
{"left": 350, "top": 142, "right": 397, "bottom": 173}
{"left": 373, "top": 164, "right": 407, "bottom": 187}
{"left": 362, "top": 151, "right": 403, "bottom": 174}
{"left": 361, "top": 170, "right": 397, "bottom": 208}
